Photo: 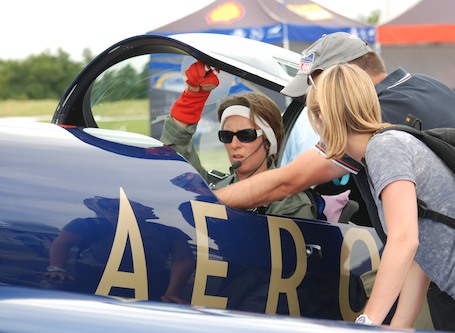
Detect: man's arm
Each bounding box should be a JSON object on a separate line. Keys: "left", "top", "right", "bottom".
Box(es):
{"left": 214, "top": 148, "right": 347, "bottom": 209}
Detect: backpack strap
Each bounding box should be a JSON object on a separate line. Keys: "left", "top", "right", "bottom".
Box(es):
{"left": 377, "top": 125, "right": 455, "bottom": 229}
{"left": 417, "top": 199, "right": 455, "bottom": 229}
{"left": 405, "top": 113, "right": 422, "bottom": 130}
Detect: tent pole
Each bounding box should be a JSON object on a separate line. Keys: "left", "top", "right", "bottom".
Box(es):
{"left": 257, "top": 0, "right": 289, "bottom": 49}
{"left": 375, "top": 26, "right": 382, "bottom": 56}
{"left": 283, "top": 21, "right": 289, "bottom": 50}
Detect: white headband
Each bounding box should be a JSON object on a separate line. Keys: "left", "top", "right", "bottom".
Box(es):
{"left": 219, "top": 105, "right": 277, "bottom": 156}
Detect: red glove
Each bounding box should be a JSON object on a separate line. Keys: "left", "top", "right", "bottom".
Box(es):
{"left": 171, "top": 61, "right": 219, "bottom": 124}
{"left": 185, "top": 61, "right": 219, "bottom": 92}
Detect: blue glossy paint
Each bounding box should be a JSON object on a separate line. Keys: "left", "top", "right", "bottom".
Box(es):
{"left": 0, "top": 119, "right": 382, "bottom": 318}
{"left": 0, "top": 33, "right": 389, "bottom": 327}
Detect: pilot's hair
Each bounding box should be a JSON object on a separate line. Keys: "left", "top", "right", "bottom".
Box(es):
{"left": 306, "top": 63, "right": 383, "bottom": 160}
{"left": 217, "top": 92, "right": 284, "bottom": 160}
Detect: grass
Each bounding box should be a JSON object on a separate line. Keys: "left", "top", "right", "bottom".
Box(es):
{"left": 93, "top": 99, "right": 150, "bottom": 136}
{"left": 0, "top": 99, "right": 150, "bottom": 135}
{"left": 0, "top": 99, "right": 57, "bottom": 122}
{"left": 92, "top": 99, "right": 150, "bottom": 117}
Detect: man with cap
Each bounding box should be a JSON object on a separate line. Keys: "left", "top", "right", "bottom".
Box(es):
{"left": 215, "top": 32, "right": 455, "bottom": 330}
{"left": 282, "top": 32, "right": 455, "bottom": 127}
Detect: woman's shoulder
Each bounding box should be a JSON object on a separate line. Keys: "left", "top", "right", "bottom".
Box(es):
{"left": 366, "top": 130, "right": 422, "bottom": 169}
{"left": 370, "top": 129, "right": 425, "bottom": 152}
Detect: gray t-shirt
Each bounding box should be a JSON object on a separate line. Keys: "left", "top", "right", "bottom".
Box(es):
{"left": 365, "top": 130, "right": 455, "bottom": 299}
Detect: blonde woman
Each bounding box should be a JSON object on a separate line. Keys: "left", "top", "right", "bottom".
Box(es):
{"left": 306, "top": 63, "right": 455, "bottom": 328}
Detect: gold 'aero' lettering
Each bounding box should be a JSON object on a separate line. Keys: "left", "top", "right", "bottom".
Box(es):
{"left": 339, "top": 228, "right": 380, "bottom": 321}
{"left": 96, "top": 187, "right": 148, "bottom": 300}
{"left": 190, "top": 200, "right": 229, "bottom": 309}
{"left": 266, "top": 216, "right": 307, "bottom": 316}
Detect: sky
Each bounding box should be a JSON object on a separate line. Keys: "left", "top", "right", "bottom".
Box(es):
{"left": 1, "top": 0, "right": 420, "bottom": 61}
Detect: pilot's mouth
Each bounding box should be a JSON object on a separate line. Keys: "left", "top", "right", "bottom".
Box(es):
{"left": 232, "top": 154, "right": 243, "bottom": 160}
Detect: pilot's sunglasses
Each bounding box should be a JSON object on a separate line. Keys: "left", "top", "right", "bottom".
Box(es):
{"left": 218, "top": 128, "right": 263, "bottom": 143}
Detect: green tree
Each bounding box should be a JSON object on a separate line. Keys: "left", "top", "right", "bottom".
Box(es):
{"left": 0, "top": 48, "right": 148, "bottom": 102}
{"left": 90, "top": 63, "right": 148, "bottom": 102}
{"left": 82, "top": 48, "right": 95, "bottom": 64}
{"left": 0, "top": 49, "right": 83, "bottom": 100}
{"left": 358, "top": 9, "right": 381, "bottom": 25}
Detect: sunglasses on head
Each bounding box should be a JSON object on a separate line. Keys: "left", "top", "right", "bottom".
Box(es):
{"left": 218, "top": 128, "right": 263, "bottom": 143}
{"left": 307, "top": 69, "right": 323, "bottom": 89}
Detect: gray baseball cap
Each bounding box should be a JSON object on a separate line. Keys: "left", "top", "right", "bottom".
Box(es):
{"left": 281, "top": 32, "right": 372, "bottom": 97}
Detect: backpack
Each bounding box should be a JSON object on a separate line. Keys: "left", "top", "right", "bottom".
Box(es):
{"left": 377, "top": 124, "right": 455, "bottom": 229}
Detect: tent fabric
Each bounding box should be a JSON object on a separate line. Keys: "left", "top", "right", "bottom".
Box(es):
{"left": 260, "top": 0, "right": 375, "bottom": 43}
{"left": 378, "top": 25, "right": 455, "bottom": 44}
{"left": 380, "top": 44, "right": 455, "bottom": 89}
{"left": 149, "top": 0, "right": 375, "bottom": 44}
{"left": 376, "top": 0, "right": 455, "bottom": 88}
{"left": 377, "top": 0, "right": 455, "bottom": 44}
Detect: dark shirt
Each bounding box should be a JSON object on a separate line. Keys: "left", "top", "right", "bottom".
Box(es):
{"left": 376, "top": 67, "right": 455, "bottom": 130}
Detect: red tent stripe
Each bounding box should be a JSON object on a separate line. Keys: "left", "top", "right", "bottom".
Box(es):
{"left": 378, "top": 24, "right": 455, "bottom": 44}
